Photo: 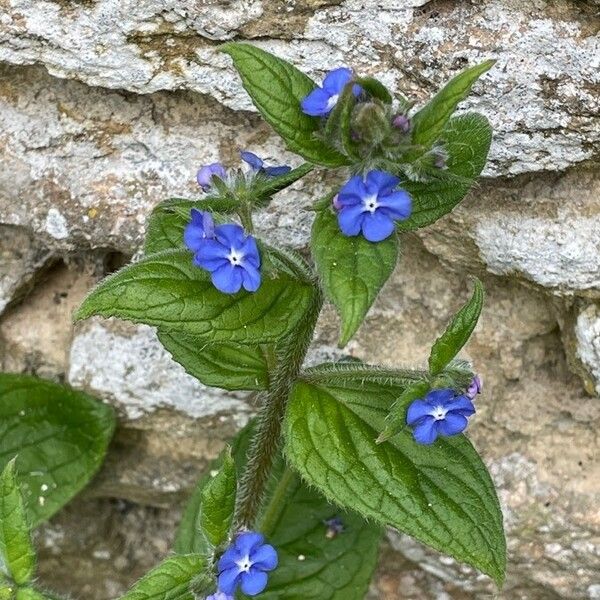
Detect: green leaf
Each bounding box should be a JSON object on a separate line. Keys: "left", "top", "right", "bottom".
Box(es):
{"left": 0, "top": 582, "right": 13, "bottom": 600}
{"left": 75, "top": 249, "right": 315, "bottom": 345}
{"left": 284, "top": 376, "right": 506, "bottom": 585}
{"left": 428, "top": 279, "right": 484, "bottom": 376}
{"left": 221, "top": 43, "right": 347, "bottom": 167}
{"left": 255, "top": 463, "right": 382, "bottom": 600}
{"left": 0, "top": 375, "right": 116, "bottom": 526}
{"left": 119, "top": 555, "right": 206, "bottom": 600}
{"left": 174, "top": 423, "right": 255, "bottom": 555}
{"left": 14, "top": 589, "right": 59, "bottom": 600}
{"left": 157, "top": 332, "right": 270, "bottom": 391}
{"left": 355, "top": 77, "right": 393, "bottom": 104}
{"left": 377, "top": 379, "right": 431, "bottom": 443}
{"left": 411, "top": 60, "right": 494, "bottom": 151}
{"left": 311, "top": 206, "right": 398, "bottom": 347}
{"left": 398, "top": 113, "right": 492, "bottom": 231}
{"left": 198, "top": 448, "right": 237, "bottom": 549}
{"left": 176, "top": 423, "right": 382, "bottom": 600}
{"left": 0, "top": 461, "right": 35, "bottom": 585}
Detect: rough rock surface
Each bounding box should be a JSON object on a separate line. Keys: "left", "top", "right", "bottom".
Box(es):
{"left": 1, "top": 0, "right": 599, "bottom": 599}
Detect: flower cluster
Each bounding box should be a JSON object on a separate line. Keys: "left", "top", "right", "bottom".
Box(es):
{"left": 184, "top": 209, "right": 261, "bottom": 294}
{"left": 406, "top": 388, "right": 476, "bottom": 445}
{"left": 301, "top": 69, "right": 413, "bottom": 242}
{"left": 217, "top": 531, "right": 278, "bottom": 596}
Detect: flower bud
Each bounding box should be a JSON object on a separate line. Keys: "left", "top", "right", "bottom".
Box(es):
{"left": 392, "top": 114, "right": 411, "bottom": 133}
{"left": 196, "top": 163, "right": 227, "bottom": 191}
{"left": 351, "top": 101, "right": 390, "bottom": 145}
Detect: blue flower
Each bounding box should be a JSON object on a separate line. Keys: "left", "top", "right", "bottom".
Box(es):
{"left": 206, "top": 593, "right": 233, "bottom": 600}
{"left": 466, "top": 375, "right": 482, "bottom": 399}
{"left": 406, "top": 389, "right": 475, "bottom": 445}
{"left": 301, "top": 67, "right": 362, "bottom": 117}
{"left": 217, "top": 531, "right": 278, "bottom": 597}
{"left": 335, "top": 170, "right": 412, "bottom": 242}
{"left": 184, "top": 210, "right": 261, "bottom": 294}
{"left": 240, "top": 151, "right": 291, "bottom": 177}
{"left": 197, "top": 163, "right": 227, "bottom": 191}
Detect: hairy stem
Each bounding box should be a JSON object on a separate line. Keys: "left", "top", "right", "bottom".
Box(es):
{"left": 235, "top": 287, "right": 322, "bottom": 529}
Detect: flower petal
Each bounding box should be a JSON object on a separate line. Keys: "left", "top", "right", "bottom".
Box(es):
{"left": 264, "top": 165, "right": 292, "bottom": 177}
{"left": 250, "top": 544, "right": 278, "bottom": 571}
{"left": 240, "top": 569, "right": 269, "bottom": 596}
{"left": 406, "top": 399, "right": 432, "bottom": 426}
{"left": 361, "top": 211, "right": 395, "bottom": 242}
{"left": 444, "top": 395, "right": 476, "bottom": 417}
{"left": 301, "top": 87, "right": 334, "bottom": 117}
{"left": 437, "top": 412, "right": 468, "bottom": 437}
{"left": 217, "top": 567, "right": 241, "bottom": 596}
{"left": 240, "top": 151, "right": 263, "bottom": 171}
{"left": 412, "top": 416, "right": 438, "bottom": 445}
{"left": 211, "top": 263, "right": 243, "bottom": 294}
{"left": 234, "top": 531, "right": 265, "bottom": 556}
{"left": 365, "top": 170, "right": 401, "bottom": 195}
{"left": 197, "top": 163, "right": 226, "bottom": 189}
{"left": 425, "top": 388, "right": 456, "bottom": 407}
{"left": 322, "top": 67, "right": 353, "bottom": 94}
{"left": 217, "top": 545, "right": 242, "bottom": 572}
{"left": 215, "top": 223, "right": 246, "bottom": 248}
{"left": 241, "top": 236, "right": 261, "bottom": 268}
{"left": 241, "top": 264, "right": 261, "bottom": 292}
{"left": 338, "top": 175, "right": 367, "bottom": 205}
{"left": 184, "top": 224, "right": 207, "bottom": 253}
{"left": 338, "top": 204, "right": 365, "bottom": 237}
{"left": 379, "top": 189, "right": 412, "bottom": 220}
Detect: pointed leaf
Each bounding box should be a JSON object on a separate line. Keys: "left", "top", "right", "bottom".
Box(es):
{"left": 284, "top": 376, "right": 506, "bottom": 585}
{"left": 198, "top": 448, "right": 237, "bottom": 549}
{"left": 429, "top": 279, "right": 484, "bottom": 376}
{"left": 0, "top": 461, "right": 35, "bottom": 585}
{"left": 411, "top": 60, "right": 494, "bottom": 150}
{"left": 75, "top": 249, "right": 315, "bottom": 345}
{"left": 157, "top": 332, "right": 271, "bottom": 391}
{"left": 0, "top": 375, "right": 115, "bottom": 525}
{"left": 119, "top": 555, "right": 206, "bottom": 600}
{"left": 398, "top": 113, "right": 492, "bottom": 231}
{"left": 311, "top": 206, "right": 398, "bottom": 347}
{"left": 221, "top": 43, "right": 347, "bottom": 167}
{"left": 355, "top": 77, "right": 393, "bottom": 104}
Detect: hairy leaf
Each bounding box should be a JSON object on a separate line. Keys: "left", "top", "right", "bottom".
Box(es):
{"left": 411, "top": 60, "right": 494, "bottom": 150}
{"left": 311, "top": 206, "right": 398, "bottom": 347}
{"left": 221, "top": 43, "right": 347, "bottom": 167}
{"left": 284, "top": 376, "right": 506, "bottom": 585}
{"left": 76, "top": 249, "right": 315, "bottom": 345}
{"left": 0, "top": 461, "right": 35, "bottom": 585}
{"left": 0, "top": 375, "right": 115, "bottom": 525}
{"left": 398, "top": 113, "right": 492, "bottom": 231}
{"left": 198, "top": 449, "right": 237, "bottom": 549}
{"left": 157, "top": 332, "right": 271, "bottom": 391}
{"left": 429, "top": 279, "right": 484, "bottom": 375}
{"left": 119, "top": 555, "right": 206, "bottom": 600}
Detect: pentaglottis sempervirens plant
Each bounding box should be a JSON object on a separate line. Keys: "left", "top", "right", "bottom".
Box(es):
{"left": 0, "top": 42, "right": 503, "bottom": 600}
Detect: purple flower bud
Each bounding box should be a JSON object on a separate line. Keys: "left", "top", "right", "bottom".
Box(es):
{"left": 392, "top": 114, "right": 411, "bottom": 133}
{"left": 196, "top": 163, "right": 227, "bottom": 191}
{"left": 466, "top": 375, "right": 482, "bottom": 399}
{"left": 332, "top": 194, "right": 342, "bottom": 210}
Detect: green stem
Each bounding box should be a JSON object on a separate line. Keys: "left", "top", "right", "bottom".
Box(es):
{"left": 238, "top": 204, "right": 254, "bottom": 233}
{"left": 256, "top": 467, "right": 298, "bottom": 536}
{"left": 234, "top": 287, "right": 322, "bottom": 529}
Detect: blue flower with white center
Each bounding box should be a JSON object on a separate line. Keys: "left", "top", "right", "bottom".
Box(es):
{"left": 197, "top": 163, "right": 227, "bottom": 191}
{"left": 217, "top": 531, "right": 278, "bottom": 597}
{"left": 184, "top": 209, "right": 261, "bottom": 294}
{"left": 301, "top": 67, "right": 362, "bottom": 117}
{"left": 335, "top": 170, "right": 412, "bottom": 242}
{"left": 240, "top": 151, "right": 291, "bottom": 177}
{"left": 406, "top": 389, "right": 475, "bottom": 445}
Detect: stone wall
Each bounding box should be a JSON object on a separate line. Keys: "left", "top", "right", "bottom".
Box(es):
{"left": 0, "top": 1, "right": 599, "bottom": 598}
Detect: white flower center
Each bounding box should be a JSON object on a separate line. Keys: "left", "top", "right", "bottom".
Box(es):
{"left": 326, "top": 93, "right": 339, "bottom": 110}
{"left": 228, "top": 249, "right": 244, "bottom": 266}
{"left": 363, "top": 194, "right": 379, "bottom": 213}
{"left": 236, "top": 555, "right": 253, "bottom": 573}
{"left": 429, "top": 405, "right": 448, "bottom": 421}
